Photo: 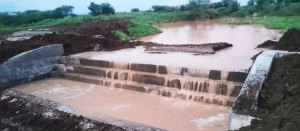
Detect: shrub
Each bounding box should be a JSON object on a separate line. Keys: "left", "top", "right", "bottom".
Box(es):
{"left": 131, "top": 8, "right": 140, "bottom": 12}
{"left": 111, "top": 30, "right": 130, "bottom": 41}
{"left": 88, "top": 2, "right": 115, "bottom": 16}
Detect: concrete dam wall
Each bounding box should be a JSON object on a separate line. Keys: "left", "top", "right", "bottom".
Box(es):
{"left": 55, "top": 56, "right": 248, "bottom": 107}
{"left": 0, "top": 44, "right": 63, "bottom": 88}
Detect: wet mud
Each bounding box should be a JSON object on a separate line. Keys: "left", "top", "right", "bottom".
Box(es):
{"left": 240, "top": 54, "right": 300, "bottom": 131}
{"left": 257, "top": 28, "right": 300, "bottom": 52}
{"left": 0, "top": 19, "right": 140, "bottom": 64}
{"left": 0, "top": 89, "right": 126, "bottom": 131}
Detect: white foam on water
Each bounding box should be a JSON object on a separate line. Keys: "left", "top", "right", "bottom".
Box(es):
{"left": 109, "top": 103, "right": 131, "bottom": 112}
{"left": 192, "top": 113, "right": 228, "bottom": 129}
{"left": 0, "top": 94, "right": 9, "bottom": 100}
{"left": 80, "top": 119, "right": 95, "bottom": 130}
{"left": 31, "top": 83, "right": 95, "bottom": 100}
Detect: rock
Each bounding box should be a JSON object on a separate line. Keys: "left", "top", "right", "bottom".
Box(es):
{"left": 257, "top": 40, "right": 278, "bottom": 48}
{"left": 287, "top": 84, "right": 299, "bottom": 95}
{"left": 259, "top": 28, "right": 300, "bottom": 52}
{"left": 55, "top": 64, "right": 67, "bottom": 72}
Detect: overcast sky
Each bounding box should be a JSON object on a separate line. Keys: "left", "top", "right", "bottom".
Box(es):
{"left": 0, "top": 0, "right": 249, "bottom": 14}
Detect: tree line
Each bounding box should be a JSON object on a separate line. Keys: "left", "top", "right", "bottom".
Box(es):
{"left": 151, "top": 0, "right": 300, "bottom": 19}
{"left": 0, "top": 1, "right": 300, "bottom": 26}
{"left": 0, "top": 5, "right": 75, "bottom": 26}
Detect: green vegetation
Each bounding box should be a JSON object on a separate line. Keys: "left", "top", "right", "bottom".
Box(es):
{"left": 88, "top": 2, "right": 115, "bottom": 16}
{"left": 127, "top": 12, "right": 188, "bottom": 37}
{"left": 131, "top": 8, "right": 140, "bottom": 12}
{"left": 112, "top": 30, "right": 130, "bottom": 41}
{"left": 0, "top": 0, "right": 300, "bottom": 38}
{"left": 233, "top": 16, "right": 300, "bottom": 32}
{"left": 0, "top": 5, "right": 74, "bottom": 26}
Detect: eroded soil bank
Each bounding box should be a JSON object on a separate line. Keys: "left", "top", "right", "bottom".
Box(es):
{"left": 240, "top": 54, "right": 300, "bottom": 131}
{"left": 0, "top": 19, "right": 141, "bottom": 64}
{"left": 257, "top": 28, "right": 300, "bottom": 52}
{"left": 0, "top": 89, "right": 127, "bottom": 131}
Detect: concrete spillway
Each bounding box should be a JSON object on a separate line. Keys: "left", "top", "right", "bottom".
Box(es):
{"left": 55, "top": 56, "right": 247, "bottom": 107}
{"left": 1, "top": 44, "right": 248, "bottom": 130}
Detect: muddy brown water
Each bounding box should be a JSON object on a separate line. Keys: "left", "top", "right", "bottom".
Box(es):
{"left": 74, "top": 20, "right": 281, "bottom": 71}
{"left": 15, "top": 78, "right": 230, "bottom": 131}
{"left": 12, "top": 20, "right": 281, "bottom": 131}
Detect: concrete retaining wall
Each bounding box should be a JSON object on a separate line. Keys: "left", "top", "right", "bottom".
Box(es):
{"left": 229, "top": 50, "right": 300, "bottom": 130}
{"left": 0, "top": 44, "right": 63, "bottom": 88}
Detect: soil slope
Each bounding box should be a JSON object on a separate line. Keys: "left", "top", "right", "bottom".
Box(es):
{"left": 240, "top": 54, "right": 300, "bottom": 131}
{"left": 0, "top": 19, "right": 139, "bottom": 64}
{"left": 257, "top": 28, "right": 300, "bottom": 52}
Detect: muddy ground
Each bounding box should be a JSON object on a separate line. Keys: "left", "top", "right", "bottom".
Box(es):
{"left": 239, "top": 28, "right": 300, "bottom": 131}
{"left": 0, "top": 19, "right": 144, "bottom": 64}
{"left": 257, "top": 28, "right": 300, "bottom": 52}
{"left": 0, "top": 89, "right": 127, "bottom": 131}
{"left": 240, "top": 54, "right": 300, "bottom": 131}
{"left": 145, "top": 42, "right": 232, "bottom": 54}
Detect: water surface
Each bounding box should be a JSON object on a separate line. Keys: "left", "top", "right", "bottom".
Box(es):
{"left": 74, "top": 20, "right": 281, "bottom": 71}
{"left": 15, "top": 78, "right": 230, "bottom": 131}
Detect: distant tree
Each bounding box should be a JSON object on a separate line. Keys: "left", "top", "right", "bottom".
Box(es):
{"left": 247, "top": 0, "right": 255, "bottom": 6}
{"left": 152, "top": 5, "right": 178, "bottom": 12}
{"left": 189, "top": 0, "right": 211, "bottom": 6}
{"left": 131, "top": 8, "right": 140, "bottom": 12}
{"left": 188, "top": 0, "right": 211, "bottom": 18}
{"left": 222, "top": 0, "right": 233, "bottom": 7}
{"left": 53, "top": 5, "right": 74, "bottom": 18}
{"left": 88, "top": 2, "right": 115, "bottom": 16}
{"left": 230, "top": 1, "right": 240, "bottom": 12}
{"left": 55, "top": 5, "right": 74, "bottom": 16}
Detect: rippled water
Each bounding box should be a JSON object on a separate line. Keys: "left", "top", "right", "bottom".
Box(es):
{"left": 15, "top": 78, "right": 230, "bottom": 131}
{"left": 74, "top": 20, "right": 281, "bottom": 71}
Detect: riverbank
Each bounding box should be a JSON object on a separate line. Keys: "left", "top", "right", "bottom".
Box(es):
{"left": 1, "top": 11, "right": 298, "bottom": 38}
{"left": 0, "top": 89, "right": 127, "bottom": 131}
{"left": 232, "top": 16, "right": 300, "bottom": 32}
{"left": 0, "top": 12, "right": 189, "bottom": 38}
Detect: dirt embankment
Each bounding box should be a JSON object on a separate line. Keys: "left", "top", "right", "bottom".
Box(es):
{"left": 0, "top": 89, "right": 126, "bottom": 131}
{"left": 257, "top": 28, "right": 300, "bottom": 52}
{"left": 0, "top": 19, "right": 142, "bottom": 64}
{"left": 145, "top": 42, "right": 232, "bottom": 54}
{"left": 240, "top": 54, "right": 300, "bottom": 131}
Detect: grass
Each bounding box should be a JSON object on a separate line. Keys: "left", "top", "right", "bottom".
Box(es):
{"left": 0, "top": 12, "right": 189, "bottom": 38}
{"left": 126, "top": 12, "right": 188, "bottom": 37}
{"left": 111, "top": 30, "right": 130, "bottom": 41}
{"left": 1, "top": 11, "right": 299, "bottom": 37}
{"left": 233, "top": 16, "right": 300, "bottom": 32}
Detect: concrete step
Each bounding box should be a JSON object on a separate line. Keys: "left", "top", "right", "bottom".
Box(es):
{"left": 52, "top": 72, "right": 237, "bottom": 107}
{"left": 68, "top": 65, "right": 242, "bottom": 92}
{"left": 54, "top": 72, "right": 149, "bottom": 93}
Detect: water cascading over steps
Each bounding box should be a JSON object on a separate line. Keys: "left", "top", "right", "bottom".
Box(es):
{"left": 53, "top": 56, "right": 247, "bottom": 107}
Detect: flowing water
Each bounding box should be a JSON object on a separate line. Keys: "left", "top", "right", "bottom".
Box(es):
{"left": 15, "top": 78, "right": 230, "bottom": 131}
{"left": 74, "top": 20, "right": 281, "bottom": 71}
{"left": 13, "top": 20, "right": 281, "bottom": 130}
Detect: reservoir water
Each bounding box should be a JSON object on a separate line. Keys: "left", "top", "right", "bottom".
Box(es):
{"left": 74, "top": 20, "right": 281, "bottom": 71}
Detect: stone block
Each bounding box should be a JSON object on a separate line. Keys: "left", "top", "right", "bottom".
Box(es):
{"left": 230, "top": 86, "right": 242, "bottom": 97}
{"left": 73, "top": 66, "right": 106, "bottom": 77}
{"left": 122, "top": 84, "right": 146, "bottom": 92}
{"left": 158, "top": 66, "right": 168, "bottom": 74}
{"left": 170, "top": 79, "right": 181, "bottom": 89}
{"left": 209, "top": 70, "right": 221, "bottom": 80}
{"left": 132, "top": 74, "right": 165, "bottom": 86}
{"left": 80, "top": 59, "right": 110, "bottom": 68}
{"left": 131, "top": 63, "right": 157, "bottom": 73}
{"left": 227, "top": 72, "right": 248, "bottom": 83}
